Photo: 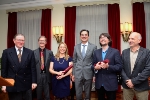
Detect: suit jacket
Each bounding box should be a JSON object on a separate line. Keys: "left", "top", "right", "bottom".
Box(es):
{"left": 1, "top": 47, "right": 36, "bottom": 92}
{"left": 34, "top": 48, "right": 53, "bottom": 84}
{"left": 92, "top": 47, "right": 122, "bottom": 91}
{"left": 121, "top": 47, "right": 150, "bottom": 91}
{"left": 73, "top": 42, "right": 97, "bottom": 79}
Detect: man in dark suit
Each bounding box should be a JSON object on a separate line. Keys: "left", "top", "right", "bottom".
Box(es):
{"left": 92, "top": 33, "right": 122, "bottom": 100}
{"left": 72, "top": 29, "right": 97, "bottom": 100}
{"left": 1, "top": 34, "right": 37, "bottom": 100}
{"left": 34, "top": 36, "right": 53, "bottom": 100}
{"left": 121, "top": 32, "right": 150, "bottom": 100}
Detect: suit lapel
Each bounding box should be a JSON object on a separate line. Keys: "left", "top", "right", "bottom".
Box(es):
{"left": 35, "top": 49, "right": 41, "bottom": 65}
{"left": 98, "top": 49, "right": 103, "bottom": 62}
{"left": 104, "top": 47, "right": 112, "bottom": 60}
{"left": 45, "top": 49, "right": 49, "bottom": 67}
{"left": 9, "top": 47, "right": 20, "bottom": 67}
{"left": 78, "top": 43, "right": 83, "bottom": 58}
{"left": 84, "top": 43, "right": 91, "bottom": 58}
{"left": 134, "top": 47, "right": 143, "bottom": 66}
{"left": 126, "top": 49, "right": 131, "bottom": 74}
{"left": 20, "top": 47, "right": 29, "bottom": 67}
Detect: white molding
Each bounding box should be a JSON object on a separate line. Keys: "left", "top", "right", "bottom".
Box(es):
{"left": 0, "top": 0, "right": 116, "bottom": 10}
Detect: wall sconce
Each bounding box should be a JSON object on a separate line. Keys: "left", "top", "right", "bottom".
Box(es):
{"left": 53, "top": 26, "right": 63, "bottom": 43}
{"left": 120, "top": 22, "right": 132, "bottom": 42}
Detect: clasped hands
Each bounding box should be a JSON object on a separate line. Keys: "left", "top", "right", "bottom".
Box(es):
{"left": 94, "top": 62, "right": 109, "bottom": 70}
{"left": 56, "top": 71, "right": 65, "bottom": 79}
{"left": 126, "top": 79, "right": 134, "bottom": 88}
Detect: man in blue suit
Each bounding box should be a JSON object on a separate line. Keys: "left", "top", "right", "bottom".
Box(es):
{"left": 1, "top": 34, "right": 37, "bottom": 100}
{"left": 92, "top": 33, "right": 122, "bottom": 100}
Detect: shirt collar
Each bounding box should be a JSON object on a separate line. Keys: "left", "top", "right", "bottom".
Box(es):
{"left": 130, "top": 46, "right": 140, "bottom": 53}
{"left": 39, "top": 48, "right": 45, "bottom": 52}
{"left": 102, "top": 47, "right": 109, "bottom": 53}
{"left": 81, "top": 42, "right": 88, "bottom": 46}
{"left": 15, "top": 46, "right": 23, "bottom": 51}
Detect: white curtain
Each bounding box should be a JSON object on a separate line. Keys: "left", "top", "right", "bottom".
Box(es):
{"left": 75, "top": 5, "right": 108, "bottom": 49}
{"left": 17, "top": 10, "right": 42, "bottom": 50}
{"left": 144, "top": 2, "right": 150, "bottom": 50}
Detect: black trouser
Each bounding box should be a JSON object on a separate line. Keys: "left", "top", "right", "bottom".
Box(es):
{"left": 97, "top": 86, "right": 116, "bottom": 100}
{"left": 36, "top": 73, "right": 50, "bottom": 100}
{"left": 8, "top": 89, "right": 32, "bottom": 100}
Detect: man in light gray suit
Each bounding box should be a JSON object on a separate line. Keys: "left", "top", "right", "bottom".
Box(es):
{"left": 72, "top": 29, "right": 97, "bottom": 100}
{"left": 121, "top": 32, "right": 150, "bottom": 100}
{"left": 34, "top": 36, "right": 53, "bottom": 100}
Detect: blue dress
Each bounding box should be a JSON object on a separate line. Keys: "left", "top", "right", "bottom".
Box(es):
{"left": 51, "top": 57, "right": 72, "bottom": 98}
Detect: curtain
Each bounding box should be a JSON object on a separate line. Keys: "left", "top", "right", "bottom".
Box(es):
{"left": 41, "top": 9, "right": 51, "bottom": 50}
{"left": 7, "top": 12, "right": 17, "bottom": 48}
{"left": 108, "top": 4, "right": 121, "bottom": 92}
{"left": 144, "top": 2, "right": 150, "bottom": 50}
{"left": 65, "top": 7, "right": 76, "bottom": 57}
{"left": 108, "top": 4, "right": 120, "bottom": 51}
{"left": 75, "top": 5, "right": 108, "bottom": 49}
{"left": 17, "top": 10, "right": 42, "bottom": 50}
{"left": 133, "top": 2, "right": 146, "bottom": 48}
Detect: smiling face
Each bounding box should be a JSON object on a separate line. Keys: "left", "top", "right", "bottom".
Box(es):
{"left": 99, "top": 35, "right": 110, "bottom": 47}
{"left": 38, "top": 36, "right": 47, "bottom": 48}
{"left": 128, "top": 32, "right": 141, "bottom": 48}
{"left": 13, "top": 34, "right": 25, "bottom": 49}
{"left": 58, "top": 43, "right": 67, "bottom": 54}
{"left": 80, "top": 31, "right": 89, "bottom": 43}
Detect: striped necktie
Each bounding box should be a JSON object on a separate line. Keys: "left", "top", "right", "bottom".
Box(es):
{"left": 18, "top": 49, "right": 21, "bottom": 63}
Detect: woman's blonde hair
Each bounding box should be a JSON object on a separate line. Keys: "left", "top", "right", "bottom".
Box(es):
{"left": 55, "top": 42, "right": 69, "bottom": 61}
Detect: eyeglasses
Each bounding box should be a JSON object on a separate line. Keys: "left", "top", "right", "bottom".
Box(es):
{"left": 99, "top": 36, "right": 107, "bottom": 40}
{"left": 16, "top": 39, "right": 25, "bottom": 42}
{"left": 39, "top": 40, "right": 46, "bottom": 42}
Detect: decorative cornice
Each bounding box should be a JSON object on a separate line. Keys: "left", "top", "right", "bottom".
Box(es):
{"left": 132, "top": 0, "right": 150, "bottom": 3}
{"left": 0, "top": 0, "right": 118, "bottom": 10}
{"left": 64, "top": 0, "right": 120, "bottom": 7}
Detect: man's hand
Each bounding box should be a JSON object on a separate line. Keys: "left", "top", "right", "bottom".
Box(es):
{"left": 101, "top": 62, "right": 109, "bottom": 69}
{"left": 93, "top": 77, "right": 95, "bottom": 82}
{"left": 94, "top": 62, "right": 101, "bottom": 70}
{"left": 32, "top": 83, "right": 37, "bottom": 90}
{"left": 126, "top": 79, "right": 134, "bottom": 88}
{"left": 1, "top": 86, "right": 6, "bottom": 93}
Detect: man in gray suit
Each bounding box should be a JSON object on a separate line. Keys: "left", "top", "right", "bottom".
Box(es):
{"left": 34, "top": 36, "right": 53, "bottom": 100}
{"left": 72, "top": 29, "right": 97, "bottom": 100}
{"left": 121, "top": 32, "right": 150, "bottom": 100}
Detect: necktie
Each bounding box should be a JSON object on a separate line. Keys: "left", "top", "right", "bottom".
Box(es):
{"left": 18, "top": 49, "right": 21, "bottom": 62}
{"left": 82, "top": 45, "right": 86, "bottom": 58}
{"left": 40, "top": 50, "right": 44, "bottom": 70}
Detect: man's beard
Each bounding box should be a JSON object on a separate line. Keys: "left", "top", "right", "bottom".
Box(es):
{"left": 101, "top": 43, "right": 108, "bottom": 47}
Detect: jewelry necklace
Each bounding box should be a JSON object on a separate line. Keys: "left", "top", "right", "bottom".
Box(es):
{"left": 59, "top": 59, "right": 64, "bottom": 64}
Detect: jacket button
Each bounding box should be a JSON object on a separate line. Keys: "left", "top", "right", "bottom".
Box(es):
{"left": 16, "top": 74, "right": 17, "bottom": 75}
{"left": 24, "top": 80, "right": 25, "bottom": 81}
{"left": 24, "top": 73, "right": 25, "bottom": 74}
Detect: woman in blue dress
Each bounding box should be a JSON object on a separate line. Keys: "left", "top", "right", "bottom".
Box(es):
{"left": 49, "top": 42, "right": 73, "bottom": 100}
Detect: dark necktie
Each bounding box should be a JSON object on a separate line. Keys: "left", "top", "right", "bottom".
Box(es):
{"left": 18, "top": 49, "right": 21, "bottom": 62}
{"left": 41, "top": 50, "right": 44, "bottom": 70}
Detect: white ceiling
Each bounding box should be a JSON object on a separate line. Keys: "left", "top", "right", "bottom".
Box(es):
{"left": 0, "top": 0, "right": 116, "bottom": 10}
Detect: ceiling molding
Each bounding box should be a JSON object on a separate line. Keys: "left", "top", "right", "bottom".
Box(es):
{"left": 0, "top": 0, "right": 117, "bottom": 10}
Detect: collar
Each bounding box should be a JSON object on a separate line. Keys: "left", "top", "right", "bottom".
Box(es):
{"left": 81, "top": 42, "right": 88, "bottom": 46}
{"left": 102, "top": 46, "right": 109, "bottom": 53}
{"left": 39, "top": 48, "right": 45, "bottom": 52}
{"left": 15, "top": 46, "right": 23, "bottom": 51}
{"left": 130, "top": 46, "right": 140, "bottom": 53}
